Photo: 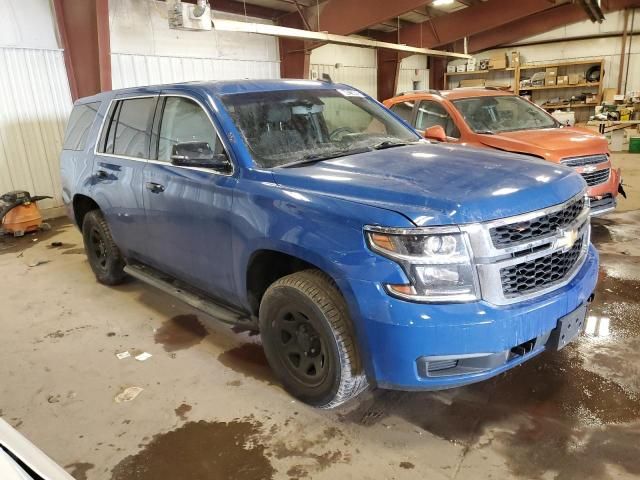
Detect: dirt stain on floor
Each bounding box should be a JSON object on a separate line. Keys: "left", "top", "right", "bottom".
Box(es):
{"left": 154, "top": 314, "right": 208, "bottom": 352}
{"left": 174, "top": 403, "right": 192, "bottom": 421}
{"left": 218, "top": 343, "right": 275, "bottom": 384}
{"left": 65, "top": 462, "right": 94, "bottom": 480}
{"left": 110, "top": 419, "right": 274, "bottom": 480}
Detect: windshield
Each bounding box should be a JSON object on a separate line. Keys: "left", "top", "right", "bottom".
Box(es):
{"left": 221, "top": 88, "right": 420, "bottom": 168}
{"left": 451, "top": 95, "right": 558, "bottom": 133}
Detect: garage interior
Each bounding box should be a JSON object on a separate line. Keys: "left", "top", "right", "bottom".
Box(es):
{"left": 1, "top": 0, "right": 640, "bottom": 479}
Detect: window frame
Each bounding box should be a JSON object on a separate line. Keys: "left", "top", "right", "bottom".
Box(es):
{"left": 149, "top": 93, "right": 234, "bottom": 177}
{"left": 93, "top": 93, "right": 234, "bottom": 176}
{"left": 389, "top": 100, "right": 417, "bottom": 126}
{"left": 94, "top": 94, "right": 158, "bottom": 159}
{"left": 415, "top": 99, "right": 461, "bottom": 140}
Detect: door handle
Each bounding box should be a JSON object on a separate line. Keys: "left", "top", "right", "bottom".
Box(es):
{"left": 96, "top": 169, "right": 109, "bottom": 179}
{"left": 145, "top": 182, "right": 165, "bottom": 194}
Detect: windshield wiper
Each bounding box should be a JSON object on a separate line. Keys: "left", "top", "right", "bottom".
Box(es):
{"left": 371, "top": 140, "right": 415, "bottom": 150}
{"left": 279, "top": 147, "right": 369, "bottom": 168}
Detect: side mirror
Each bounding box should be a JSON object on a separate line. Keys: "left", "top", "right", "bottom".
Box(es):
{"left": 424, "top": 125, "right": 447, "bottom": 142}
{"left": 170, "top": 142, "right": 230, "bottom": 171}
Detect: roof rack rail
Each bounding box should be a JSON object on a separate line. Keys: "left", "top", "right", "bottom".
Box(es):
{"left": 398, "top": 89, "right": 442, "bottom": 97}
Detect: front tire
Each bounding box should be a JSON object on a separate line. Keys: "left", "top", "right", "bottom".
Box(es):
{"left": 82, "top": 210, "right": 126, "bottom": 285}
{"left": 259, "top": 270, "right": 369, "bottom": 408}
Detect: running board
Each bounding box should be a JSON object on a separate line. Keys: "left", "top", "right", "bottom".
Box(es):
{"left": 124, "top": 263, "right": 253, "bottom": 326}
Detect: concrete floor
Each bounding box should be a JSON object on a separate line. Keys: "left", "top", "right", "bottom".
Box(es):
{"left": 1, "top": 154, "right": 640, "bottom": 480}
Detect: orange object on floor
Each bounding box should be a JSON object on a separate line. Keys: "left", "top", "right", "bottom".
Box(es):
{"left": 1, "top": 203, "right": 43, "bottom": 235}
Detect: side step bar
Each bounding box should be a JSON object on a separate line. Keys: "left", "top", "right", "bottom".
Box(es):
{"left": 124, "top": 263, "right": 253, "bottom": 327}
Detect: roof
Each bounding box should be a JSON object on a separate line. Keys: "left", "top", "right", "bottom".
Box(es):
{"left": 388, "top": 89, "right": 514, "bottom": 103}
{"left": 76, "top": 79, "right": 351, "bottom": 104}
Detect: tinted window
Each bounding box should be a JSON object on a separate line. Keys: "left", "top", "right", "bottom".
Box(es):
{"left": 390, "top": 101, "right": 414, "bottom": 123}
{"left": 112, "top": 98, "right": 156, "bottom": 158}
{"left": 63, "top": 102, "right": 100, "bottom": 151}
{"left": 158, "top": 97, "right": 222, "bottom": 162}
{"left": 416, "top": 100, "right": 460, "bottom": 138}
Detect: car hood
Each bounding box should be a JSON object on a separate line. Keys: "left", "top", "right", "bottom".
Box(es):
{"left": 477, "top": 127, "right": 608, "bottom": 162}
{"left": 271, "top": 143, "right": 585, "bottom": 226}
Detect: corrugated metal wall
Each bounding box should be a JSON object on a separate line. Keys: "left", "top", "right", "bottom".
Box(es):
{"left": 397, "top": 55, "right": 429, "bottom": 97}
{"left": 111, "top": 52, "right": 280, "bottom": 89}
{"left": 0, "top": 47, "right": 73, "bottom": 216}
{"left": 310, "top": 63, "right": 378, "bottom": 98}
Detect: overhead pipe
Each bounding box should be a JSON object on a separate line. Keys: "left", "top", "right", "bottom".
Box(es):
{"left": 211, "top": 18, "right": 471, "bottom": 59}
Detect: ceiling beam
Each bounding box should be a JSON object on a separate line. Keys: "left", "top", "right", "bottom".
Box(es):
{"left": 308, "top": 0, "right": 438, "bottom": 36}
{"left": 386, "top": 0, "right": 559, "bottom": 48}
{"left": 190, "top": 0, "right": 283, "bottom": 19}
{"left": 468, "top": 0, "right": 640, "bottom": 52}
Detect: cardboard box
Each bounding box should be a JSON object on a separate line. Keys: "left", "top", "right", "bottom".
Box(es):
{"left": 511, "top": 51, "right": 520, "bottom": 68}
{"left": 603, "top": 88, "right": 617, "bottom": 102}
{"left": 569, "top": 73, "right": 581, "bottom": 85}
{"left": 460, "top": 79, "right": 485, "bottom": 87}
{"left": 545, "top": 67, "right": 558, "bottom": 77}
{"left": 557, "top": 75, "right": 569, "bottom": 85}
{"left": 585, "top": 94, "right": 600, "bottom": 104}
{"left": 489, "top": 55, "right": 507, "bottom": 69}
{"left": 467, "top": 65, "right": 476, "bottom": 72}
{"left": 456, "top": 64, "right": 467, "bottom": 73}
{"left": 447, "top": 64, "right": 456, "bottom": 73}
{"left": 545, "top": 76, "right": 557, "bottom": 87}
{"left": 467, "top": 57, "right": 477, "bottom": 66}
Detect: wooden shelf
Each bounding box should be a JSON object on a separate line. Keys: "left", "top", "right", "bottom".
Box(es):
{"left": 521, "top": 82, "right": 600, "bottom": 91}
{"left": 519, "top": 59, "right": 604, "bottom": 70}
{"left": 445, "top": 67, "right": 515, "bottom": 77}
{"left": 541, "top": 103, "right": 596, "bottom": 110}
{"left": 445, "top": 70, "right": 490, "bottom": 76}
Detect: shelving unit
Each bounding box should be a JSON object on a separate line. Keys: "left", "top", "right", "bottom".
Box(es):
{"left": 444, "top": 66, "right": 518, "bottom": 91}
{"left": 444, "top": 58, "right": 605, "bottom": 121}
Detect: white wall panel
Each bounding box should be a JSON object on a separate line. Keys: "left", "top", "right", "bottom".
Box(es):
{"left": 310, "top": 44, "right": 377, "bottom": 97}
{"left": 0, "top": 47, "right": 72, "bottom": 215}
{"left": 110, "top": 0, "right": 280, "bottom": 88}
{"left": 111, "top": 53, "right": 280, "bottom": 89}
{"left": 397, "top": 54, "right": 429, "bottom": 97}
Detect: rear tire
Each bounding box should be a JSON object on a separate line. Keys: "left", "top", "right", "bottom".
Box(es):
{"left": 82, "top": 210, "right": 126, "bottom": 285}
{"left": 259, "top": 269, "right": 369, "bottom": 409}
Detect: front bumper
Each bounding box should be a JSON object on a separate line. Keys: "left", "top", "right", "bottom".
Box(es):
{"left": 587, "top": 167, "right": 621, "bottom": 216}
{"left": 345, "top": 244, "right": 599, "bottom": 390}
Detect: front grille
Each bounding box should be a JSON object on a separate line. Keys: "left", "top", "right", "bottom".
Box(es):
{"left": 561, "top": 154, "right": 607, "bottom": 167}
{"left": 500, "top": 238, "right": 583, "bottom": 296}
{"left": 581, "top": 168, "right": 610, "bottom": 186}
{"left": 490, "top": 196, "right": 584, "bottom": 248}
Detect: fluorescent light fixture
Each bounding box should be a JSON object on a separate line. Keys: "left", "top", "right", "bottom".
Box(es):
{"left": 433, "top": 0, "right": 455, "bottom": 6}
{"left": 211, "top": 18, "right": 470, "bottom": 59}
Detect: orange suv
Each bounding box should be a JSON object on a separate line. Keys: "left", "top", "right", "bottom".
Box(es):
{"left": 384, "top": 89, "right": 624, "bottom": 216}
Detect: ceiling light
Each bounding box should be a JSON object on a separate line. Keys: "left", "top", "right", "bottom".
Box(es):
{"left": 433, "top": 0, "right": 455, "bottom": 6}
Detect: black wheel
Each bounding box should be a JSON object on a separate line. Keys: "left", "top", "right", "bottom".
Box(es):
{"left": 259, "top": 269, "right": 369, "bottom": 408}
{"left": 82, "top": 210, "right": 126, "bottom": 285}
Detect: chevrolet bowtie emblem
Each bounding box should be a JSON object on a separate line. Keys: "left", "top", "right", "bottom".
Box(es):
{"left": 556, "top": 228, "right": 579, "bottom": 251}
{"left": 583, "top": 165, "right": 597, "bottom": 173}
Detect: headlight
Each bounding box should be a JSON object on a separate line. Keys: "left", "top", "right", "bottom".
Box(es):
{"left": 365, "top": 226, "right": 479, "bottom": 302}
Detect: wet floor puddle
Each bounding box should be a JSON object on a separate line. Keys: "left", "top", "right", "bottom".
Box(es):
{"left": 217, "top": 343, "right": 275, "bottom": 384}
{"left": 110, "top": 419, "right": 275, "bottom": 480}
{"left": 154, "top": 314, "right": 208, "bottom": 352}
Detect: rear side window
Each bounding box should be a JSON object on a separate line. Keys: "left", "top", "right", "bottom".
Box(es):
{"left": 97, "top": 97, "right": 156, "bottom": 158}
{"left": 416, "top": 100, "right": 460, "bottom": 138}
{"left": 63, "top": 102, "right": 100, "bottom": 151}
{"left": 389, "top": 101, "right": 414, "bottom": 124}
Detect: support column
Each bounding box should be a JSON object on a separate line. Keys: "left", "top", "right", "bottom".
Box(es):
{"left": 377, "top": 49, "right": 401, "bottom": 101}
{"left": 278, "top": 12, "right": 310, "bottom": 79}
{"left": 52, "top": 0, "right": 111, "bottom": 100}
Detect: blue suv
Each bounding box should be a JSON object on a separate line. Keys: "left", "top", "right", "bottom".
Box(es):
{"left": 60, "top": 80, "right": 598, "bottom": 408}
